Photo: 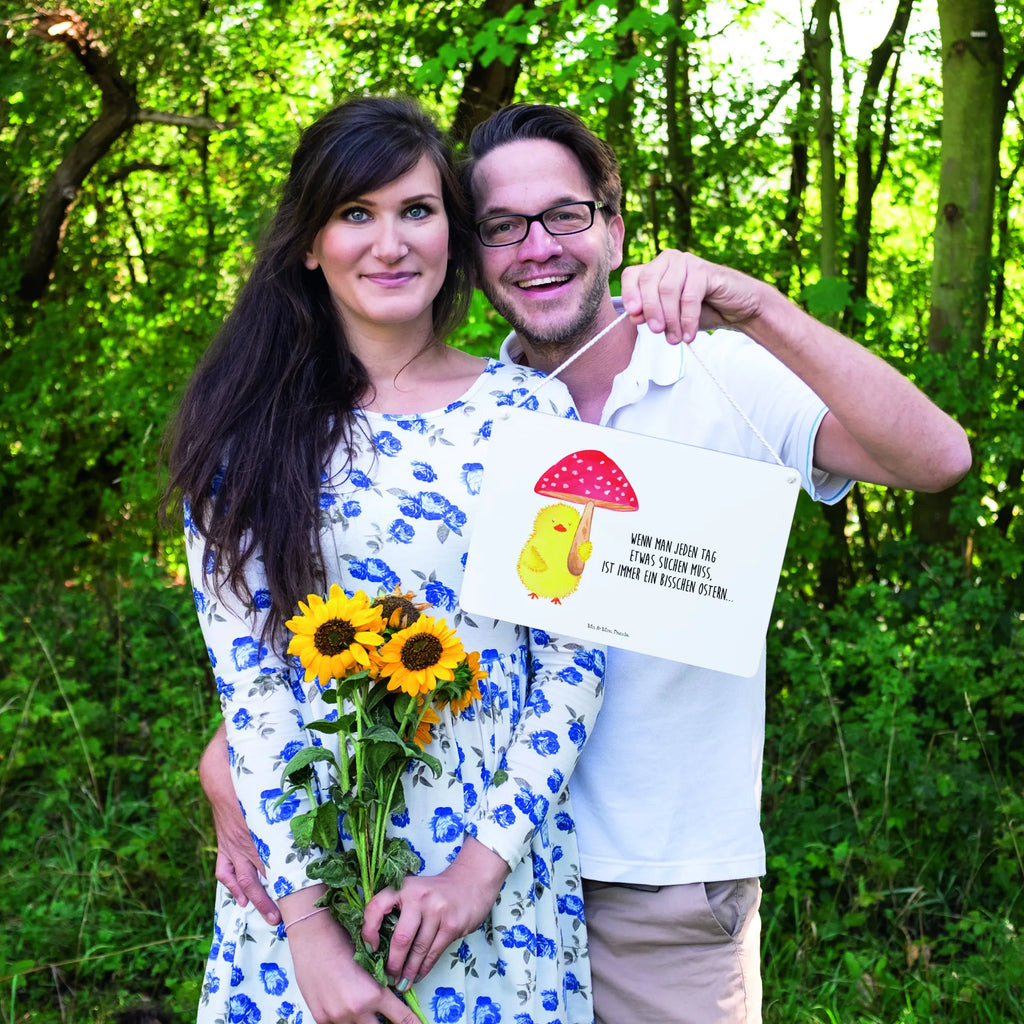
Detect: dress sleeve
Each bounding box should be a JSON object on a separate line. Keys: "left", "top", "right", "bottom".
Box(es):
{"left": 185, "top": 506, "right": 325, "bottom": 897}
{"left": 467, "top": 630, "right": 605, "bottom": 872}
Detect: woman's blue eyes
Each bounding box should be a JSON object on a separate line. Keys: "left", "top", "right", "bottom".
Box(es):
{"left": 338, "top": 204, "right": 434, "bottom": 222}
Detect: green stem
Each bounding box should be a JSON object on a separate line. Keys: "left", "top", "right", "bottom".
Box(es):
{"left": 371, "top": 770, "right": 403, "bottom": 878}
{"left": 336, "top": 713, "right": 351, "bottom": 793}
{"left": 351, "top": 688, "right": 374, "bottom": 904}
{"left": 371, "top": 696, "right": 430, "bottom": 871}
{"left": 402, "top": 984, "right": 430, "bottom": 1024}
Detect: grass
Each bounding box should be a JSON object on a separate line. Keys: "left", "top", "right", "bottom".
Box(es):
{"left": 1, "top": 550, "right": 1021, "bottom": 1023}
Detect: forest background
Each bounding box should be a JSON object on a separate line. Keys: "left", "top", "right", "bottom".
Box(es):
{"left": 1, "top": 0, "right": 1022, "bottom": 1021}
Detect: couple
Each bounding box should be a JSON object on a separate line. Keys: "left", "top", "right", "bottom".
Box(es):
{"left": 171, "top": 98, "right": 970, "bottom": 1024}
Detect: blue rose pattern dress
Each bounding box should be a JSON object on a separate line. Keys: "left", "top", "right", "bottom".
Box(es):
{"left": 188, "top": 360, "right": 605, "bottom": 1024}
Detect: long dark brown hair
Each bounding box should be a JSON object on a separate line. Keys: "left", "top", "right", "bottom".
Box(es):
{"left": 162, "top": 96, "right": 474, "bottom": 642}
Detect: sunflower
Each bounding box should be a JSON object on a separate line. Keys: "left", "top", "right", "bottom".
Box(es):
{"left": 409, "top": 703, "right": 441, "bottom": 749}
{"left": 285, "top": 585, "right": 386, "bottom": 684}
{"left": 447, "top": 650, "right": 486, "bottom": 716}
{"left": 376, "top": 616, "right": 465, "bottom": 697}
{"left": 372, "top": 585, "right": 428, "bottom": 630}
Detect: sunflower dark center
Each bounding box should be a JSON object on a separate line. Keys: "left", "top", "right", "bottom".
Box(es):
{"left": 400, "top": 634, "right": 444, "bottom": 671}
{"left": 314, "top": 618, "right": 357, "bottom": 656}
{"left": 376, "top": 595, "right": 421, "bottom": 629}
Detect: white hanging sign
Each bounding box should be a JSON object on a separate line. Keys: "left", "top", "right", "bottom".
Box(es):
{"left": 461, "top": 409, "right": 801, "bottom": 677}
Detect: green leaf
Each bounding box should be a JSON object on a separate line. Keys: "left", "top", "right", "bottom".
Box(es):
{"left": 311, "top": 800, "right": 341, "bottom": 850}
{"left": 309, "top": 849, "right": 362, "bottom": 890}
{"left": 289, "top": 809, "right": 317, "bottom": 848}
{"left": 281, "top": 745, "right": 337, "bottom": 787}
{"left": 353, "top": 943, "right": 388, "bottom": 984}
{"left": 362, "top": 722, "right": 407, "bottom": 745}
{"left": 801, "top": 276, "right": 853, "bottom": 319}
{"left": 364, "top": 683, "right": 401, "bottom": 716}
{"left": 410, "top": 748, "right": 443, "bottom": 777}
{"left": 379, "top": 837, "right": 422, "bottom": 891}
{"left": 364, "top": 738, "right": 410, "bottom": 783}
{"left": 302, "top": 716, "right": 350, "bottom": 734}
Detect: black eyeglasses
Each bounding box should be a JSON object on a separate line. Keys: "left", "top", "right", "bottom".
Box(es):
{"left": 474, "top": 200, "right": 607, "bottom": 247}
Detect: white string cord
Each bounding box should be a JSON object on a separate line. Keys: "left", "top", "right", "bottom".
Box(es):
{"left": 513, "top": 312, "right": 786, "bottom": 467}
{"left": 519, "top": 311, "right": 631, "bottom": 397}
{"left": 680, "top": 342, "right": 785, "bottom": 467}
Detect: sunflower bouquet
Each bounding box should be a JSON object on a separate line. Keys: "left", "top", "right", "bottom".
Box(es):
{"left": 278, "top": 584, "right": 485, "bottom": 1020}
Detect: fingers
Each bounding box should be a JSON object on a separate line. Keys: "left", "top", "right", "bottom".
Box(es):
{"left": 620, "top": 249, "right": 695, "bottom": 345}
{"left": 393, "top": 910, "right": 444, "bottom": 992}
{"left": 215, "top": 851, "right": 248, "bottom": 905}
{"left": 378, "top": 987, "right": 423, "bottom": 1024}
{"left": 678, "top": 264, "right": 709, "bottom": 345}
{"left": 362, "top": 888, "right": 431, "bottom": 982}
{"left": 381, "top": 903, "right": 431, "bottom": 987}
{"left": 215, "top": 846, "right": 281, "bottom": 925}
{"left": 242, "top": 867, "right": 282, "bottom": 925}
{"left": 361, "top": 887, "right": 399, "bottom": 951}
{"left": 363, "top": 886, "right": 450, "bottom": 991}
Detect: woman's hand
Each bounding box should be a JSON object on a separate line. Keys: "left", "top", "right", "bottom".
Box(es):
{"left": 361, "top": 836, "right": 510, "bottom": 990}
{"left": 199, "top": 723, "right": 282, "bottom": 925}
{"left": 284, "top": 897, "right": 421, "bottom": 1024}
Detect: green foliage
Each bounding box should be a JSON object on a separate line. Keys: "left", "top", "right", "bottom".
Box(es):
{"left": 2, "top": 0, "right": 1022, "bottom": 1019}
{"left": 761, "top": 539, "right": 1024, "bottom": 1022}
{"left": 0, "top": 557, "right": 215, "bottom": 1022}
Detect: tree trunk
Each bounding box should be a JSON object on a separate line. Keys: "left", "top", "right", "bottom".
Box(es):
{"left": 664, "top": 0, "right": 693, "bottom": 249}
{"left": 605, "top": 0, "right": 638, "bottom": 161}
{"left": 17, "top": 8, "right": 231, "bottom": 302}
{"left": 807, "top": 0, "right": 839, "bottom": 282}
{"left": 18, "top": 11, "right": 139, "bottom": 301}
{"left": 449, "top": 0, "right": 535, "bottom": 144}
{"left": 806, "top": 0, "right": 850, "bottom": 604}
{"left": 783, "top": 64, "right": 811, "bottom": 299}
{"left": 913, "top": 0, "right": 1004, "bottom": 545}
{"left": 847, "top": 0, "right": 914, "bottom": 309}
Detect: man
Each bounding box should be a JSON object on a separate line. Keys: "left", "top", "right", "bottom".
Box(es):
{"left": 202, "top": 104, "right": 970, "bottom": 1023}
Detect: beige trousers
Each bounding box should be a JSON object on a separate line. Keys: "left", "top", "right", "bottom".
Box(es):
{"left": 582, "top": 878, "right": 762, "bottom": 1024}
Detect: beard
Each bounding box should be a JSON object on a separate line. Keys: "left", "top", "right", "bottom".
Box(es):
{"left": 480, "top": 253, "right": 613, "bottom": 356}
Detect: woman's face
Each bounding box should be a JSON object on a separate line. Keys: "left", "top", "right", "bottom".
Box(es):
{"left": 305, "top": 155, "right": 450, "bottom": 340}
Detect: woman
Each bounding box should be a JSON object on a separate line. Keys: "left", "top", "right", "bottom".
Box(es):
{"left": 164, "top": 97, "right": 605, "bottom": 1024}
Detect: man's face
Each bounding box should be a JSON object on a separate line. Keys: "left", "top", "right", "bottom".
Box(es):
{"left": 470, "top": 138, "right": 624, "bottom": 353}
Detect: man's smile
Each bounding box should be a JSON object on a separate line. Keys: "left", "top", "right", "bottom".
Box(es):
{"left": 516, "top": 274, "right": 573, "bottom": 290}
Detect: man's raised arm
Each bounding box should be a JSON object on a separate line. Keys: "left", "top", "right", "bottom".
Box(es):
{"left": 621, "top": 250, "right": 971, "bottom": 492}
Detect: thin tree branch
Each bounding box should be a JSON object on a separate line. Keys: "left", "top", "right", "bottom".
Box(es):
{"left": 136, "top": 109, "right": 232, "bottom": 130}
{"left": 1005, "top": 57, "right": 1024, "bottom": 100}
{"left": 104, "top": 161, "right": 174, "bottom": 184}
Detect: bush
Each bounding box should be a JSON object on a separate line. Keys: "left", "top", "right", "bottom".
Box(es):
{"left": 761, "top": 536, "right": 1024, "bottom": 1023}
{"left": 0, "top": 555, "right": 216, "bottom": 1022}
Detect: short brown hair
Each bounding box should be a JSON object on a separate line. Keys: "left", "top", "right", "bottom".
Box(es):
{"left": 463, "top": 104, "right": 622, "bottom": 216}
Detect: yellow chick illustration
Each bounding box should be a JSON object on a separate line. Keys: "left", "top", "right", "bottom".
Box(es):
{"left": 517, "top": 502, "right": 594, "bottom": 604}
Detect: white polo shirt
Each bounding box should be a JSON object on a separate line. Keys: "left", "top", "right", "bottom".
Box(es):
{"left": 500, "top": 310, "right": 852, "bottom": 884}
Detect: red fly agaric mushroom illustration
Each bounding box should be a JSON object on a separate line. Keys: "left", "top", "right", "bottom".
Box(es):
{"left": 535, "top": 449, "right": 639, "bottom": 578}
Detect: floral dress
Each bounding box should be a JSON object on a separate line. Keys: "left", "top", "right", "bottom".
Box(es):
{"left": 189, "top": 360, "right": 605, "bottom": 1024}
